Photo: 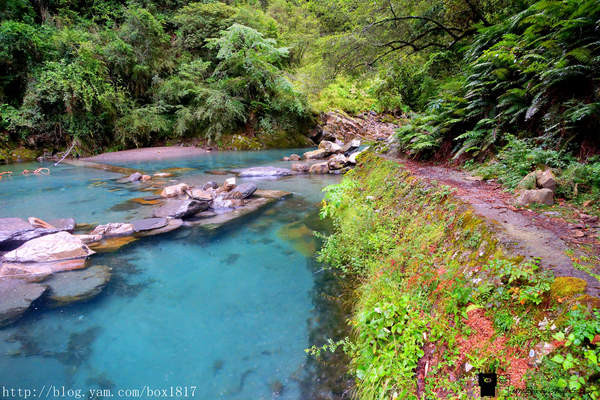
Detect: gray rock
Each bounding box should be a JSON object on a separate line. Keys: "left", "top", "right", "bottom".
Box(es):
{"left": 291, "top": 163, "right": 310, "bottom": 173}
{"left": 48, "top": 218, "right": 76, "bottom": 232}
{"left": 537, "top": 169, "right": 557, "bottom": 192}
{"left": 328, "top": 154, "right": 347, "bottom": 170}
{"left": 289, "top": 154, "right": 301, "bottom": 161}
{"left": 516, "top": 189, "right": 554, "bottom": 206}
{"left": 90, "top": 223, "right": 135, "bottom": 238}
{"left": 153, "top": 199, "right": 209, "bottom": 218}
{"left": 202, "top": 181, "right": 219, "bottom": 190}
{"left": 227, "top": 182, "right": 257, "bottom": 199}
{"left": 234, "top": 166, "right": 293, "bottom": 177}
{"left": 127, "top": 172, "right": 143, "bottom": 182}
{"left": 135, "top": 218, "right": 183, "bottom": 237}
{"left": 0, "top": 280, "right": 48, "bottom": 327}
{"left": 342, "top": 139, "right": 361, "bottom": 155}
{"left": 318, "top": 140, "right": 343, "bottom": 154}
{"left": 45, "top": 265, "right": 111, "bottom": 307}
{"left": 517, "top": 171, "right": 538, "bottom": 190}
{"left": 0, "top": 218, "right": 58, "bottom": 250}
{"left": 309, "top": 162, "right": 329, "bottom": 174}
{"left": 303, "top": 148, "right": 328, "bottom": 160}
{"left": 2, "top": 232, "right": 95, "bottom": 263}
{"left": 131, "top": 218, "right": 169, "bottom": 232}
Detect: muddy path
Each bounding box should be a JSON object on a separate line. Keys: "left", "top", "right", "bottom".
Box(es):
{"left": 385, "top": 155, "right": 600, "bottom": 297}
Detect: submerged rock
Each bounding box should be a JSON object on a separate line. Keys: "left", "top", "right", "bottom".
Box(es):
{"left": 153, "top": 199, "right": 209, "bottom": 218}
{"left": 2, "top": 232, "right": 95, "bottom": 263}
{"left": 234, "top": 167, "right": 292, "bottom": 178}
{"left": 45, "top": 265, "right": 112, "bottom": 307}
{"left": 0, "top": 280, "right": 48, "bottom": 327}
{"left": 0, "top": 217, "right": 58, "bottom": 250}
{"left": 90, "top": 223, "right": 135, "bottom": 238}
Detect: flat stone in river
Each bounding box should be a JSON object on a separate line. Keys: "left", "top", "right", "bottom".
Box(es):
{"left": 153, "top": 199, "right": 210, "bottom": 218}
{"left": 0, "top": 218, "right": 58, "bottom": 250}
{"left": 2, "top": 232, "right": 95, "bottom": 263}
{"left": 0, "top": 279, "right": 48, "bottom": 327}
{"left": 44, "top": 265, "right": 112, "bottom": 307}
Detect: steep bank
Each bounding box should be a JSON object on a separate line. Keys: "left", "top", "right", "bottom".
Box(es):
{"left": 318, "top": 153, "right": 600, "bottom": 399}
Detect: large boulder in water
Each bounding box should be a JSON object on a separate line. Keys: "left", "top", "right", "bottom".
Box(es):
{"left": 303, "top": 149, "right": 328, "bottom": 160}
{"left": 2, "top": 231, "right": 95, "bottom": 263}
{"left": 234, "top": 167, "right": 292, "bottom": 177}
{"left": 309, "top": 162, "right": 330, "bottom": 175}
{"left": 0, "top": 218, "right": 58, "bottom": 251}
{"left": 153, "top": 199, "right": 209, "bottom": 218}
{"left": 318, "top": 140, "right": 342, "bottom": 154}
{"left": 48, "top": 218, "right": 76, "bottom": 232}
{"left": 0, "top": 280, "right": 48, "bottom": 327}
{"left": 45, "top": 265, "right": 112, "bottom": 307}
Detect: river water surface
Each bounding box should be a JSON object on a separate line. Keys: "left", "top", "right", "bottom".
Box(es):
{"left": 0, "top": 149, "right": 348, "bottom": 399}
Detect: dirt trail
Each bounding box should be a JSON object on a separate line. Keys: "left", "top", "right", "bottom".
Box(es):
{"left": 386, "top": 156, "right": 600, "bottom": 297}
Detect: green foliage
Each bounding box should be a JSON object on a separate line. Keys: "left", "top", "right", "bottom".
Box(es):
{"left": 311, "top": 76, "right": 379, "bottom": 114}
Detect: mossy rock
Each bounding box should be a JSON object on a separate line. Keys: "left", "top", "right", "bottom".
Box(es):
{"left": 0, "top": 146, "right": 39, "bottom": 163}
{"left": 550, "top": 276, "right": 587, "bottom": 299}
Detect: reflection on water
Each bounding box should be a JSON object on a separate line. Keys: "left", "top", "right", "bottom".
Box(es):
{"left": 0, "top": 149, "right": 351, "bottom": 399}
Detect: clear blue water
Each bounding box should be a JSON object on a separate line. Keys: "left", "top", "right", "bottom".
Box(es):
{"left": 0, "top": 149, "right": 346, "bottom": 399}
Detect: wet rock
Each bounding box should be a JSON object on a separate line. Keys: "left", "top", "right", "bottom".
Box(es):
{"left": 90, "top": 223, "right": 134, "bottom": 238}
{"left": 135, "top": 218, "right": 183, "bottom": 237}
{"left": 212, "top": 196, "right": 244, "bottom": 209}
{"left": 289, "top": 154, "right": 301, "bottom": 161}
{"left": 309, "top": 162, "right": 329, "bottom": 174}
{"left": 202, "top": 181, "right": 219, "bottom": 190}
{"left": 127, "top": 172, "right": 142, "bottom": 182}
{"left": 153, "top": 172, "right": 173, "bottom": 178}
{"left": 537, "top": 169, "right": 557, "bottom": 192}
{"left": 27, "top": 217, "right": 54, "bottom": 229}
{"left": 291, "top": 163, "right": 310, "bottom": 173}
{"left": 234, "top": 167, "right": 292, "bottom": 177}
{"left": 318, "top": 140, "right": 342, "bottom": 154}
{"left": 131, "top": 218, "right": 168, "bottom": 232}
{"left": 2, "top": 232, "right": 95, "bottom": 263}
{"left": 45, "top": 265, "right": 111, "bottom": 307}
{"left": 0, "top": 218, "right": 58, "bottom": 250}
{"left": 327, "top": 154, "right": 347, "bottom": 170}
{"left": 516, "top": 189, "right": 554, "bottom": 206}
{"left": 160, "top": 183, "right": 189, "bottom": 198}
{"left": 0, "top": 280, "right": 48, "bottom": 327}
{"left": 185, "top": 198, "right": 274, "bottom": 229}
{"left": 48, "top": 218, "right": 76, "bottom": 232}
{"left": 141, "top": 175, "right": 152, "bottom": 182}
{"left": 153, "top": 199, "right": 209, "bottom": 218}
{"left": 282, "top": 157, "right": 290, "bottom": 161}
{"left": 277, "top": 222, "right": 317, "bottom": 257}
{"left": 303, "top": 149, "right": 328, "bottom": 160}
{"left": 253, "top": 190, "right": 292, "bottom": 199}
{"left": 218, "top": 177, "right": 236, "bottom": 193}
{"left": 227, "top": 182, "right": 257, "bottom": 199}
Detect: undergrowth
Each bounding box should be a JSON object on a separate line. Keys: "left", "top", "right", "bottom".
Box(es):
{"left": 312, "top": 152, "right": 600, "bottom": 399}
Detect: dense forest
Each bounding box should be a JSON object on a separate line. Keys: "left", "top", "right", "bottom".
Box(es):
{"left": 1, "top": 0, "right": 599, "bottom": 159}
